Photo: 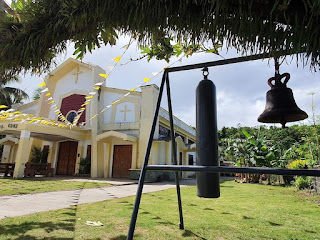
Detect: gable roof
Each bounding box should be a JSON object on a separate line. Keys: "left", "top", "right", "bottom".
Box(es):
{"left": 46, "top": 58, "right": 96, "bottom": 82}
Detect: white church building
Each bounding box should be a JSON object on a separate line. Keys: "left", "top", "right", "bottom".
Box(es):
{"left": 0, "top": 58, "right": 196, "bottom": 179}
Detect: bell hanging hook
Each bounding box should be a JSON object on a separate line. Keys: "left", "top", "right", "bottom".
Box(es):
{"left": 274, "top": 57, "right": 280, "bottom": 77}
{"left": 202, "top": 67, "right": 209, "bottom": 80}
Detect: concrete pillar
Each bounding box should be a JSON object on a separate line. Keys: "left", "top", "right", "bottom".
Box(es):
{"left": 2, "top": 145, "right": 11, "bottom": 163}
{"left": 103, "top": 142, "right": 110, "bottom": 178}
{"left": 166, "top": 141, "right": 171, "bottom": 165}
{"left": 75, "top": 141, "right": 84, "bottom": 174}
{"left": 183, "top": 151, "right": 189, "bottom": 178}
{"left": 131, "top": 142, "right": 138, "bottom": 169}
{"left": 137, "top": 85, "right": 159, "bottom": 168}
{"left": 151, "top": 142, "right": 158, "bottom": 165}
{"left": 13, "top": 130, "right": 31, "bottom": 178}
{"left": 47, "top": 142, "right": 57, "bottom": 166}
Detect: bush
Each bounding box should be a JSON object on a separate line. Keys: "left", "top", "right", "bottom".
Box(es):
{"left": 287, "top": 160, "right": 308, "bottom": 169}
{"left": 30, "top": 146, "right": 49, "bottom": 164}
{"left": 295, "top": 176, "right": 313, "bottom": 190}
{"left": 79, "top": 157, "right": 91, "bottom": 174}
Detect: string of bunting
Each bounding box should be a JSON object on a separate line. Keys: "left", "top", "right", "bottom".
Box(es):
{"left": 72, "top": 38, "right": 134, "bottom": 126}
{"left": 28, "top": 38, "right": 134, "bottom": 128}
{"left": 78, "top": 50, "right": 193, "bottom": 127}
{"left": 0, "top": 42, "right": 192, "bottom": 129}
{"left": 0, "top": 109, "right": 70, "bottom": 127}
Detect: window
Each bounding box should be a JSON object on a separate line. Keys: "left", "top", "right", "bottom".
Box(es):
{"left": 66, "top": 111, "right": 78, "bottom": 123}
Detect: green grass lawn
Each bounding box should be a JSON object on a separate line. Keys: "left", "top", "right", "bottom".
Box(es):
{"left": 0, "top": 178, "right": 111, "bottom": 196}
{"left": 0, "top": 181, "right": 319, "bottom": 239}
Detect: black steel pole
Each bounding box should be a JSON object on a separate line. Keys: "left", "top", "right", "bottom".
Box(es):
{"left": 166, "top": 50, "right": 302, "bottom": 73}
{"left": 146, "top": 165, "right": 320, "bottom": 177}
{"left": 127, "top": 72, "right": 166, "bottom": 240}
{"left": 166, "top": 72, "right": 184, "bottom": 230}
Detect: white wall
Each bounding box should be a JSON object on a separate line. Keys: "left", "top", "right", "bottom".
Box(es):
{"left": 48, "top": 66, "right": 92, "bottom": 120}
{"left": 115, "top": 102, "right": 135, "bottom": 123}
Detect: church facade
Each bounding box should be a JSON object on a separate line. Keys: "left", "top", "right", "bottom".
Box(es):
{"left": 0, "top": 58, "right": 196, "bottom": 179}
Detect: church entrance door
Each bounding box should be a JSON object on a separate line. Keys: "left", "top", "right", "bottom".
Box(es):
{"left": 56, "top": 141, "right": 78, "bottom": 175}
{"left": 112, "top": 145, "right": 132, "bottom": 178}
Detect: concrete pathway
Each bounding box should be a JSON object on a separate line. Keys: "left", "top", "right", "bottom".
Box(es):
{"left": 0, "top": 179, "right": 196, "bottom": 220}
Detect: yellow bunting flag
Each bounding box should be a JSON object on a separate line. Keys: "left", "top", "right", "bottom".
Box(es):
{"left": 50, "top": 100, "right": 55, "bottom": 104}
{"left": 37, "top": 82, "right": 46, "bottom": 87}
{"left": 143, "top": 78, "right": 151, "bottom": 82}
{"left": 81, "top": 102, "right": 89, "bottom": 107}
{"left": 36, "top": 69, "right": 40, "bottom": 73}
{"left": 85, "top": 96, "right": 94, "bottom": 100}
{"left": 129, "top": 88, "right": 136, "bottom": 92}
{"left": 99, "top": 73, "right": 109, "bottom": 78}
{"left": 45, "top": 93, "right": 51, "bottom": 97}
{"left": 92, "top": 114, "right": 98, "bottom": 119}
{"left": 94, "top": 86, "right": 100, "bottom": 90}
{"left": 113, "top": 56, "right": 121, "bottom": 63}
{"left": 0, "top": 105, "right": 7, "bottom": 109}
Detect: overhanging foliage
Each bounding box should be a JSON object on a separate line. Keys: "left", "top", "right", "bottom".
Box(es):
{"left": 1, "top": 0, "right": 320, "bottom": 79}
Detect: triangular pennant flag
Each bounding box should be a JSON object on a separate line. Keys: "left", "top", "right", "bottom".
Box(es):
{"left": 45, "top": 93, "right": 51, "bottom": 96}
{"left": 0, "top": 105, "right": 8, "bottom": 109}
{"left": 41, "top": 88, "right": 49, "bottom": 93}
{"left": 152, "top": 72, "right": 159, "bottom": 76}
{"left": 99, "top": 73, "right": 109, "bottom": 78}
{"left": 113, "top": 56, "right": 121, "bottom": 63}
{"left": 143, "top": 78, "right": 151, "bottom": 82}
{"left": 85, "top": 96, "right": 94, "bottom": 99}
{"left": 37, "top": 82, "right": 46, "bottom": 87}
{"left": 81, "top": 102, "right": 89, "bottom": 107}
{"left": 107, "top": 66, "right": 114, "bottom": 71}
{"left": 94, "top": 82, "right": 104, "bottom": 86}
{"left": 94, "top": 86, "right": 100, "bottom": 90}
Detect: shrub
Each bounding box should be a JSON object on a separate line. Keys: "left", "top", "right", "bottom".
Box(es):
{"left": 30, "top": 146, "right": 49, "bottom": 164}
{"left": 79, "top": 157, "right": 91, "bottom": 174}
{"left": 287, "top": 160, "right": 308, "bottom": 169}
{"left": 295, "top": 176, "right": 313, "bottom": 190}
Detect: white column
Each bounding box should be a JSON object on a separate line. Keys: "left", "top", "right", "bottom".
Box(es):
{"left": 13, "top": 130, "right": 31, "bottom": 178}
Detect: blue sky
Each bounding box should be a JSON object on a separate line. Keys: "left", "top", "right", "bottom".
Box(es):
{"left": 5, "top": 0, "right": 320, "bottom": 129}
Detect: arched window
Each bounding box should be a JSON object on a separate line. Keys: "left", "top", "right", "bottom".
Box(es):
{"left": 66, "top": 111, "right": 78, "bottom": 123}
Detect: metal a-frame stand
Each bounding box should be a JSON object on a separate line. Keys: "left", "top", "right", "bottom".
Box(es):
{"left": 127, "top": 53, "right": 320, "bottom": 240}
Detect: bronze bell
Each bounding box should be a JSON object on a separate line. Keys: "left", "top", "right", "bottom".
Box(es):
{"left": 258, "top": 73, "right": 308, "bottom": 128}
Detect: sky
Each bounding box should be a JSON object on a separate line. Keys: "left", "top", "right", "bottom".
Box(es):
{"left": 5, "top": 0, "right": 320, "bottom": 129}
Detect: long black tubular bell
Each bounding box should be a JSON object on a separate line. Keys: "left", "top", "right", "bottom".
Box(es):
{"left": 166, "top": 72, "right": 185, "bottom": 230}
{"left": 127, "top": 72, "right": 166, "bottom": 240}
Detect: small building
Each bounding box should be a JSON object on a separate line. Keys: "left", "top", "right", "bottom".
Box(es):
{"left": 0, "top": 58, "right": 196, "bottom": 179}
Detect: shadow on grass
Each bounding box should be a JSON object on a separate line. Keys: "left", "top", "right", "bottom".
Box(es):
{"left": 182, "top": 229, "right": 207, "bottom": 239}
{"left": 268, "top": 221, "right": 283, "bottom": 226}
{"left": 110, "top": 234, "right": 141, "bottom": 240}
{"left": 0, "top": 219, "right": 74, "bottom": 240}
